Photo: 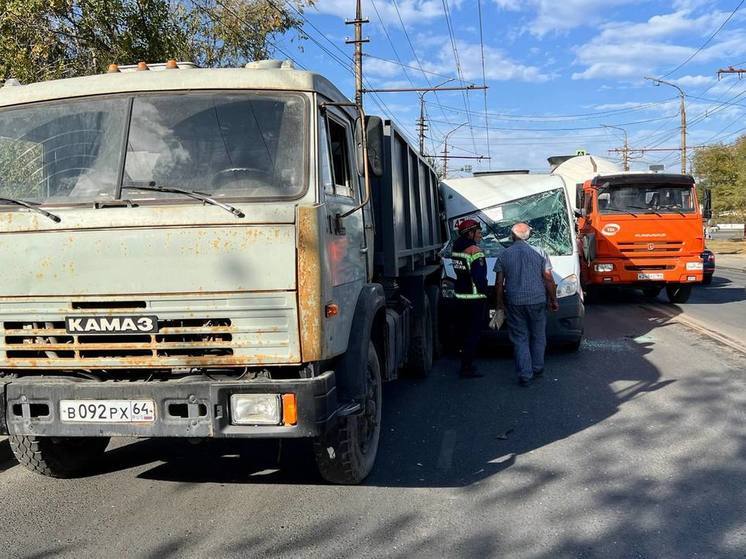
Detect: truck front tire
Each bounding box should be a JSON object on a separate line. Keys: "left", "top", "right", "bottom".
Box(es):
{"left": 666, "top": 284, "right": 692, "bottom": 304}
{"left": 314, "top": 341, "right": 382, "bottom": 484}
{"left": 9, "top": 435, "right": 110, "bottom": 478}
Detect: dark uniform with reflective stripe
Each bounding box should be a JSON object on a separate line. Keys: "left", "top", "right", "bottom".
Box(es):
{"left": 452, "top": 237, "right": 488, "bottom": 375}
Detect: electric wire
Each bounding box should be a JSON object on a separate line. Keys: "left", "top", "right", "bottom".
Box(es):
{"left": 659, "top": 0, "right": 745, "bottom": 78}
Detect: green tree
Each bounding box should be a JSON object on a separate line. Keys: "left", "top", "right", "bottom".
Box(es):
{"left": 693, "top": 135, "right": 746, "bottom": 223}
{"left": 0, "top": 0, "right": 314, "bottom": 83}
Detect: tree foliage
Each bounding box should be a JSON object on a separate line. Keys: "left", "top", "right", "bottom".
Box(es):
{"left": 693, "top": 135, "right": 746, "bottom": 222}
{"left": 0, "top": 0, "right": 314, "bottom": 83}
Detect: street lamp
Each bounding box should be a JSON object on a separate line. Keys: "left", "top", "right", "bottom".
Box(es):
{"left": 442, "top": 122, "right": 467, "bottom": 178}
{"left": 644, "top": 76, "right": 687, "bottom": 175}
{"left": 602, "top": 124, "right": 629, "bottom": 171}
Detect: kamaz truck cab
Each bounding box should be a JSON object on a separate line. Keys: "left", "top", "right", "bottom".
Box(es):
{"left": 578, "top": 173, "right": 709, "bottom": 303}
{"left": 0, "top": 60, "right": 443, "bottom": 483}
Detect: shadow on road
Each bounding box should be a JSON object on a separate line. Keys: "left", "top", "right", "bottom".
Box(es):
{"left": 63, "top": 291, "right": 680, "bottom": 491}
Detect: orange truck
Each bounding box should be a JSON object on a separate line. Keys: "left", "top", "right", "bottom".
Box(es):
{"left": 578, "top": 173, "right": 711, "bottom": 304}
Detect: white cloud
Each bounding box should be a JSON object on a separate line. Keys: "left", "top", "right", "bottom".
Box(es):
{"left": 673, "top": 75, "right": 716, "bottom": 87}
{"left": 312, "top": 0, "right": 461, "bottom": 26}
{"left": 490, "top": 0, "right": 642, "bottom": 36}
{"left": 571, "top": 9, "right": 746, "bottom": 80}
{"left": 420, "top": 40, "right": 550, "bottom": 82}
{"left": 492, "top": 0, "right": 522, "bottom": 10}
{"left": 363, "top": 57, "right": 404, "bottom": 78}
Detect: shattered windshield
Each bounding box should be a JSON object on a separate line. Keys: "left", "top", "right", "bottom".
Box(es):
{"left": 445, "top": 188, "right": 573, "bottom": 257}
{"left": 598, "top": 184, "right": 694, "bottom": 214}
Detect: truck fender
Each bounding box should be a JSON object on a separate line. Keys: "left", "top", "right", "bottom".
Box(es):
{"left": 336, "top": 284, "right": 386, "bottom": 402}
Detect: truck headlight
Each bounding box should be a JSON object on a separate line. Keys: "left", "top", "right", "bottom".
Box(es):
{"left": 594, "top": 263, "right": 614, "bottom": 273}
{"left": 556, "top": 274, "right": 579, "bottom": 299}
{"left": 686, "top": 262, "right": 704, "bottom": 271}
{"left": 441, "top": 278, "right": 455, "bottom": 299}
{"left": 230, "top": 394, "right": 281, "bottom": 425}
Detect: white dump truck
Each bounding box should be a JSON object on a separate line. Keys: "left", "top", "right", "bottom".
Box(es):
{"left": 0, "top": 60, "right": 443, "bottom": 483}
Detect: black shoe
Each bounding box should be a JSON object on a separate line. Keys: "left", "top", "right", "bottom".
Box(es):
{"left": 518, "top": 377, "right": 531, "bottom": 386}
{"left": 533, "top": 369, "right": 544, "bottom": 378}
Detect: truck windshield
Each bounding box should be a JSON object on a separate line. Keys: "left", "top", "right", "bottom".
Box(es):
{"left": 446, "top": 188, "right": 573, "bottom": 257}
{"left": 597, "top": 184, "right": 694, "bottom": 214}
{"left": 0, "top": 92, "right": 306, "bottom": 205}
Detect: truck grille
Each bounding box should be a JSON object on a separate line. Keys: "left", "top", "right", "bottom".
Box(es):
{"left": 617, "top": 241, "right": 683, "bottom": 253}
{"left": 3, "top": 318, "right": 234, "bottom": 359}
{"left": 0, "top": 294, "right": 300, "bottom": 368}
{"left": 624, "top": 264, "right": 675, "bottom": 271}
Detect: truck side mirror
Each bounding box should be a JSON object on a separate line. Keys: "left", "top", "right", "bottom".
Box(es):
{"left": 702, "top": 188, "right": 713, "bottom": 219}
{"left": 355, "top": 115, "right": 384, "bottom": 178}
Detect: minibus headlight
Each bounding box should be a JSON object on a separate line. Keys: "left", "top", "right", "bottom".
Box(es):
{"left": 556, "top": 274, "right": 579, "bottom": 299}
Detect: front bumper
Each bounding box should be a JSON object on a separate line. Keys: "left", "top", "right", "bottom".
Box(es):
{"left": 586, "top": 258, "right": 703, "bottom": 286}
{"left": 0, "top": 372, "right": 337, "bottom": 438}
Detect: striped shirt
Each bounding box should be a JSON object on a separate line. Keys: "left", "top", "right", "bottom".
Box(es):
{"left": 493, "top": 240, "right": 552, "bottom": 305}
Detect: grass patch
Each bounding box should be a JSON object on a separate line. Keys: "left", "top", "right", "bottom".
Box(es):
{"left": 707, "top": 239, "right": 746, "bottom": 255}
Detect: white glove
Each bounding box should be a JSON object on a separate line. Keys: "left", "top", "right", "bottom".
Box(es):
{"left": 489, "top": 308, "right": 505, "bottom": 330}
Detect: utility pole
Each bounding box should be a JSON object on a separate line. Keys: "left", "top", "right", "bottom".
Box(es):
{"left": 645, "top": 77, "right": 687, "bottom": 174}
{"left": 602, "top": 124, "right": 629, "bottom": 171}
{"left": 608, "top": 145, "right": 705, "bottom": 171}
{"left": 345, "top": 0, "right": 369, "bottom": 108}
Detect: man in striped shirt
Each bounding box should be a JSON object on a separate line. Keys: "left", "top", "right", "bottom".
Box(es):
{"left": 494, "top": 222, "right": 559, "bottom": 386}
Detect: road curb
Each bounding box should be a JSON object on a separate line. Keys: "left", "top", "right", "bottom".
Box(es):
{"left": 642, "top": 304, "right": 746, "bottom": 356}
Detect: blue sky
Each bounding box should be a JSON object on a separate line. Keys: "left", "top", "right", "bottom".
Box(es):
{"left": 273, "top": 0, "right": 746, "bottom": 175}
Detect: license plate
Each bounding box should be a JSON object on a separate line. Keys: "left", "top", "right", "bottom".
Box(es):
{"left": 60, "top": 400, "right": 156, "bottom": 423}
{"left": 65, "top": 315, "right": 159, "bottom": 335}
{"left": 638, "top": 273, "right": 664, "bottom": 280}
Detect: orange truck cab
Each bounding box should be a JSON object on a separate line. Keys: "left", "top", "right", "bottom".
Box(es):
{"left": 578, "top": 173, "right": 710, "bottom": 304}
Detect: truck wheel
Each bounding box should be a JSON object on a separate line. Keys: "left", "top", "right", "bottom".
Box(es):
{"left": 642, "top": 286, "right": 662, "bottom": 298}
{"left": 702, "top": 274, "right": 713, "bottom": 285}
{"left": 584, "top": 286, "right": 601, "bottom": 304}
{"left": 426, "top": 285, "right": 443, "bottom": 359}
{"left": 314, "top": 341, "right": 382, "bottom": 484}
{"left": 404, "top": 295, "right": 433, "bottom": 377}
{"left": 666, "top": 284, "right": 692, "bottom": 304}
{"left": 9, "top": 435, "right": 110, "bottom": 478}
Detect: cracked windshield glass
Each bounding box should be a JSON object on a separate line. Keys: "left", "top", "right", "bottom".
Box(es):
{"left": 447, "top": 188, "right": 573, "bottom": 257}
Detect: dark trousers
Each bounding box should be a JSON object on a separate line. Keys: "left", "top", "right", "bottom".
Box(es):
{"left": 506, "top": 302, "right": 547, "bottom": 380}
{"left": 457, "top": 299, "right": 487, "bottom": 371}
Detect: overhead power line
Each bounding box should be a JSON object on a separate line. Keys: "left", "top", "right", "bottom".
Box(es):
{"left": 659, "top": 0, "right": 745, "bottom": 78}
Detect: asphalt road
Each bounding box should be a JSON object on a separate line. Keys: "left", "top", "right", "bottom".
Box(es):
{"left": 1, "top": 290, "right": 745, "bottom": 559}
{"left": 658, "top": 266, "right": 746, "bottom": 343}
